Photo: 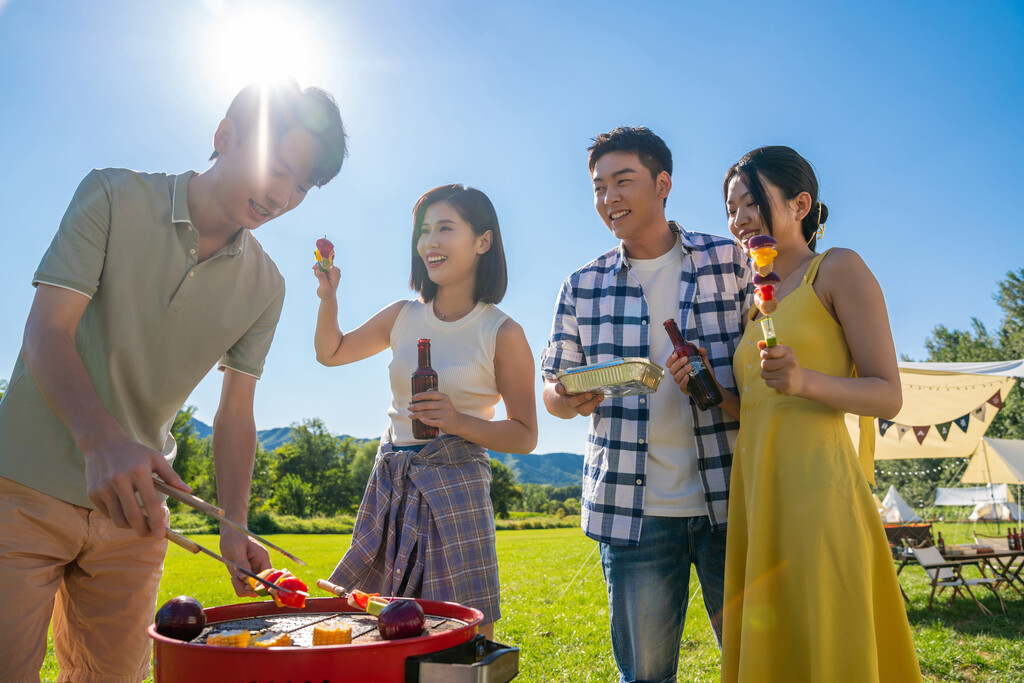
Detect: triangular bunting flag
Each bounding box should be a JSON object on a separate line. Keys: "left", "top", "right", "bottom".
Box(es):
{"left": 897, "top": 425, "right": 911, "bottom": 441}
{"left": 973, "top": 404, "right": 987, "bottom": 421}
{"left": 954, "top": 414, "right": 971, "bottom": 433}
{"left": 936, "top": 421, "right": 952, "bottom": 441}
{"left": 878, "top": 419, "right": 894, "bottom": 437}
{"left": 913, "top": 425, "right": 930, "bottom": 444}
{"left": 988, "top": 391, "right": 1004, "bottom": 409}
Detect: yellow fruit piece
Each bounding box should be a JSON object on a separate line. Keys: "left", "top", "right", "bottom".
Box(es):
{"left": 206, "top": 629, "right": 251, "bottom": 647}
{"left": 751, "top": 246, "right": 777, "bottom": 268}
{"left": 250, "top": 631, "right": 292, "bottom": 648}
{"left": 312, "top": 621, "right": 352, "bottom": 646}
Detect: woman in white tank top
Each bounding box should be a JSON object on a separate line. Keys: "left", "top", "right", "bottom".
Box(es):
{"left": 312, "top": 184, "right": 537, "bottom": 636}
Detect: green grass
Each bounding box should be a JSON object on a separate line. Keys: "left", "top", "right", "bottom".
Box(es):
{"left": 40, "top": 524, "right": 1024, "bottom": 682}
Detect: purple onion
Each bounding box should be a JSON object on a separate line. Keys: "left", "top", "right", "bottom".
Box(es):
{"left": 753, "top": 272, "right": 781, "bottom": 286}
{"left": 377, "top": 599, "right": 426, "bottom": 640}
{"left": 155, "top": 595, "right": 206, "bottom": 641}
{"left": 748, "top": 235, "right": 777, "bottom": 250}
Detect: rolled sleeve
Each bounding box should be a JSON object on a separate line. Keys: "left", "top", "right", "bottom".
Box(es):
{"left": 218, "top": 283, "right": 285, "bottom": 379}
{"left": 540, "top": 278, "right": 585, "bottom": 379}
{"left": 33, "top": 170, "right": 112, "bottom": 298}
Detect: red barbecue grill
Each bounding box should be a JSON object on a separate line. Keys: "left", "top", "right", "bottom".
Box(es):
{"left": 149, "top": 597, "right": 518, "bottom": 682}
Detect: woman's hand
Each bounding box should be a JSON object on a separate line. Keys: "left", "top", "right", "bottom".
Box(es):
{"left": 409, "top": 390, "right": 467, "bottom": 435}
{"left": 312, "top": 264, "right": 341, "bottom": 300}
{"left": 758, "top": 341, "right": 806, "bottom": 396}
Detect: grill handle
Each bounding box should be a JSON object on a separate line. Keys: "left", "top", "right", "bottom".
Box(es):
{"left": 406, "top": 634, "right": 519, "bottom": 683}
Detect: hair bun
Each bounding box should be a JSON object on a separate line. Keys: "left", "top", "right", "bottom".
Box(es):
{"left": 817, "top": 200, "right": 829, "bottom": 225}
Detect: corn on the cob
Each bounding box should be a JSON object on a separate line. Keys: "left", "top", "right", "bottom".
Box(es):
{"left": 312, "top": 621, "right": 352, "bottom": 646}
{"left": 250, "top": 631, "right": 292, "bottom": 648}
{"left": 206, "top": 629, "right": 251, "bottom": 647}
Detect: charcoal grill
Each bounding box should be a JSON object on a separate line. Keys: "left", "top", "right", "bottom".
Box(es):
{"left": 149, "top": 596, "right": 518, "bottom": 682}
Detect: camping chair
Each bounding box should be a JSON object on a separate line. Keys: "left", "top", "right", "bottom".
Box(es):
{"left": 912, "top": 546, "right": 1007, "bottom": 616}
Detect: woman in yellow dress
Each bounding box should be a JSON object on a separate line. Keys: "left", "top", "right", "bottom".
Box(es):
{"left": 669, "top": 146, "right": 922, "bottom": 681}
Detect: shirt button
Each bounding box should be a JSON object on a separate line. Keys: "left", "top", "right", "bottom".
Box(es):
{"left": 746, "top": 363, "right": 751, "bottom": 369}
{"left": 189, "top": 248, "right": 196, "bottom": 255}
{"left": 638, "top": 438, "right": 645, "bottom": 444}
{"left": 741, "top": 448, "right": 746, "bottom": 454}
{"left": 748, "top": 340, "right": 754, "bottom": 346}
{"left": 641, "top": 320, "right": 647, "bottom": 325}
{"left": 742, "top": 409, "right": 748, "bottom": 416}
{"left": 396, "top": 568, "right": 402, "bottom": 576}
{"left": 188, "top": 225, "right": 193, "bottom": 232}
{"left": 639, "top": 398, "right": 645, "bottom": 404}
{"left": 744, "top": 385, "right": 749, "bottom": 392}
{"left": 189, "top": 271, "right": 196, "bottom": 278}
{"left": 636, "top": 479, "right": 643, "bottom": 485}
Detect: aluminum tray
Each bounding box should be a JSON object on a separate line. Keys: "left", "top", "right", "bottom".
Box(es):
{"left": 558, "top": 358, "right": 664, "bottom": 397}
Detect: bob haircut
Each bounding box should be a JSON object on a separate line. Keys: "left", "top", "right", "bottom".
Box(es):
{"left": 210, "top": 79, "right": 348, "bottom": 188}
{"left": 409, "top": 184, "right": 508, "bottom": 304}
{"left": 723, "top": 145, "right": 829, "bottom": 251}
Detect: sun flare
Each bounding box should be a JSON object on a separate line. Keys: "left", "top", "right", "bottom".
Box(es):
{"left": 198, "top": 2, "right": 330, "bottom": 98}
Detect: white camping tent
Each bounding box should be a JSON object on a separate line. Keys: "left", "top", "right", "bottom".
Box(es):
{"left": 960, "top": 437, "right": 1024, "bottom": 525}
{"left": 969, "top": 501, "right": 1023, "bottom": 522}
{"left": 880, "top": 485, "right": 923, "bottom": 523}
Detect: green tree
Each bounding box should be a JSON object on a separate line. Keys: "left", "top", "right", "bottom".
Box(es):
{"left": 489, "top": 459, "right": 522, "bottom": 519}
{"left": 272, "top": 473, "right": 312, "bottom": 517}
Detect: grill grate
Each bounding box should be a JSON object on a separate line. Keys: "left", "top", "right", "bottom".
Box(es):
{"left": 194, "top": 612, "right": 460, "bottom": 648}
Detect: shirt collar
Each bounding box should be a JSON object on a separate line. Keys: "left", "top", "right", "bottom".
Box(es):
{"left": 171, "top": 171, "right": 247, "bottom": 257}
{"left": 170, "top": 171, "right": 197, "bottom": 225}
{"left": 613, "top": 220, "right": 691, "bottom": 271}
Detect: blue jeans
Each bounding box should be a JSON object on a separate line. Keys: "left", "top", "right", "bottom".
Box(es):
{"left": 600, "top": 515, "right": 726, "bottom": 683}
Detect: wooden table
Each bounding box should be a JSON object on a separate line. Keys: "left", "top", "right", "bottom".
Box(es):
{"left": 895, "top": 548, "right": 1024, "bottom": 601}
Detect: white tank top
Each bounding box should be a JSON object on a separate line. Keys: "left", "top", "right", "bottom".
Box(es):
{"left": 387, "top": 300, "right": 509, "bottom": 446}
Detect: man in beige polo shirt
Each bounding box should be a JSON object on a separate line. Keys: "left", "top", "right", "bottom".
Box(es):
{"left": 0, "top": 80, "right": 347, "bottom": 682}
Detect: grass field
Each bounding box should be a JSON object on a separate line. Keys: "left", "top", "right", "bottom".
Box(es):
{"left": 40, "top": 523, "right": 1024, "bottom": 682}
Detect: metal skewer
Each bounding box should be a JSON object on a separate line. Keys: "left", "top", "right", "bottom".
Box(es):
{"left": 165, "top": 529, "right": 306, "bottom": 596}
{"left": 154, "top": 477, "right": 306, "bottom": 566}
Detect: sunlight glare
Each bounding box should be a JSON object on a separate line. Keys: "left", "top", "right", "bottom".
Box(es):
{"left": 199, "top": 2, "right": 330, "bottom": 98}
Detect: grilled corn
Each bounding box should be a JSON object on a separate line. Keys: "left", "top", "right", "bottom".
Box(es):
{"left": 312, "top": 621, "right": 352, "bottom": 646}
{"left": 250, "top": 631, "right": 292, "bottom": 648}
{"left": 206, "top": 629, "right": 251, "bottom": 647}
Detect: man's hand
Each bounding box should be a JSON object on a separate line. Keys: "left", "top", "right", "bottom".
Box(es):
{"left": 83, "top": 435, "right": 190, "bottom": 538}
{"left": 544, "top": 380, "right": 604, "bottom": 418}
{"left": 219, "top": 525, "right": 272, "bottom": 597}
{"left": 666, "top": 347, "right": 713, "bottom": 397}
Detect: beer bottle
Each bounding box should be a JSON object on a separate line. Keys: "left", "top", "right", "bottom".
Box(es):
{"left": 663, "top": 319, "right": 723, "bottom": 411}
{"left": 411, "top": 338, "right": 439, "bottom": 440}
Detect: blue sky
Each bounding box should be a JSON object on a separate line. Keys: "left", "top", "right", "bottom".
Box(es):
{"left": 1, "top": 0, "right": 1021, "bottom": 454}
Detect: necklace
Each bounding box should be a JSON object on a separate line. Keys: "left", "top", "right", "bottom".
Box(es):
{"left": 433, "top": 300, "right": 475, "bottom": 321}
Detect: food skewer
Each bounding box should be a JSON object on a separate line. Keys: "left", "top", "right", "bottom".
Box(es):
{"left": 154, "top": 476, "right": 306, "bottom": 566}
{"left": 165, "top": 529, "right": 305, "bottom": 596}
{"left": 749, "top": 235, "right": 780, "bottom": 347}
{"left": 316, "top": 578, "right": 350, "bottom": 598}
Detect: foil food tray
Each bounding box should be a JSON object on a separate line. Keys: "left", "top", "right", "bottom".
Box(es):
{"left": 557, "top": 358, "right": 664, "bottom": 397}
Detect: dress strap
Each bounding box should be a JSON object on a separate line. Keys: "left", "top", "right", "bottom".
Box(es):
{"left": 802, "top": 248, "right": 834, "bottom": 285}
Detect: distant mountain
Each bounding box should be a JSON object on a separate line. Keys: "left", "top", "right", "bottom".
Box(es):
{"left": 488, "top": 451, "right": 585, "bottom": 487}
{"left": 187, "top": 417, "right": 584, "bottom": 486}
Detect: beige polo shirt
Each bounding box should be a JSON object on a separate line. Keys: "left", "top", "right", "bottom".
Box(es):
{"left": 0, "top": 168, "right": 286, "bottom": 508}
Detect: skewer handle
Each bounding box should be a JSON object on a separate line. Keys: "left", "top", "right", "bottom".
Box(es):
{"left": 165, "top": 528, "right": 201, "bottom": 554}
{"left": 317, "top": 579, "right": 346, "bottom": 596}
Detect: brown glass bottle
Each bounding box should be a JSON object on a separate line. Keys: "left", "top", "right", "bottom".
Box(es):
{"left": 411, "top": 338, "right": 439, "bottom": 440}
{"left": 663, "top": 319, "right": 723, "bottom": 411}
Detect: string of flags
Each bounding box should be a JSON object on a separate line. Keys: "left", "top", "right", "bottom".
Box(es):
{"left": 875, "top": 390, "right": 1003, "bottom": 444}
{"left": 875, "top": 458, "right": 968, "bottom": 477}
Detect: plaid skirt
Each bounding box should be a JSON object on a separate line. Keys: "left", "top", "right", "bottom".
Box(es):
{"left": 329, "top": 431, "right": 501, "bottom": 622}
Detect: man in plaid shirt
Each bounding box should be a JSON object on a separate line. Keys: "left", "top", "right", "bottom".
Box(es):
{"left": 541, "top": 127, "right": 751, "bottom": 683}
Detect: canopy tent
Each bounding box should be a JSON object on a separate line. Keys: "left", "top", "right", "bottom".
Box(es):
{"left": 960, "top": 437, "right": 1024, "bottom": 524}
{"left": 969, "top": 501, "right": 1023, "bottom": 522}
{"left": 934, "top": 484, "right": 1008, "bottom": 506}
{"left": 880, "top": 484, "right": 923, "bottom": 523}
{"left": 846, "top": 360, "right": 1023, "bottom": 461}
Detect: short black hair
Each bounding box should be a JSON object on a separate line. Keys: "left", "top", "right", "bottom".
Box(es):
{"left": 588, "top": 126, "right": 673, "bottom": 180}
{"left": 410, "top": 184, "right": 508, "bottom": 304}
{"left": 723, "top": 146, "right": 829, "bottom": 251}
{"left": 210, "top": 80, "right": 348, "bottom": 187}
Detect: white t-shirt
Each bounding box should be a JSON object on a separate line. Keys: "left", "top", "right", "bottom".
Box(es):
{"left": 626, "top": 237, "right": 704, "bottom": 517}
{"left": 387, "top": 300, "right": 508, "bottom": 446}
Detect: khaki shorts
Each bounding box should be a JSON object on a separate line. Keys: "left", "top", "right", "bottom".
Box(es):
{"left": 0, "top": 476, "right": 167, "bottom": 683}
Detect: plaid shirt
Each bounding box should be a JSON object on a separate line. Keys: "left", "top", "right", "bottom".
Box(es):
{"left": 541, "top": 222, "right": 752, "bottom": 545}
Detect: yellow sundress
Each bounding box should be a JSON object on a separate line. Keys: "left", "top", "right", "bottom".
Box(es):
{"left": 721, "top": 250, "right": 922, "bottom": 682}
